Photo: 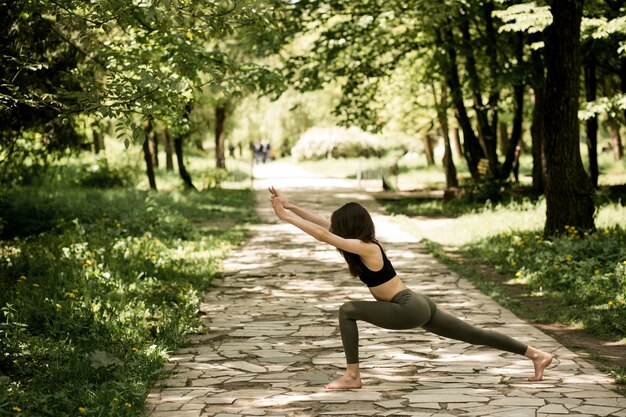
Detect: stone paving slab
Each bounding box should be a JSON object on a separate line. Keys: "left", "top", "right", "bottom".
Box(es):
{"left": 146, "top": 163, "right": 625, "bottom": 416}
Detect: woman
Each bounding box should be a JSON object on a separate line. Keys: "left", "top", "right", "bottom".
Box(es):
{"left": 268, "top": 187, "right": 553, "bottom": 390}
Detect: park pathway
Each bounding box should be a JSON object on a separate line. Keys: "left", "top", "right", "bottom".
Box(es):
{"left": 145, "top": 162, "right": 626, "bottom": 417}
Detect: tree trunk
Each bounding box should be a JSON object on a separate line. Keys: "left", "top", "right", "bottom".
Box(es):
{"left": 215, "top": 105, "right": 227, "bottom": 170}
{"left": 542, "top": 0, "right": 594, "bottom": 236}
{"left": 143, "top": 119, "right": 157, "bottom": 191}
{"left": 174, "top": 133, "right": 196, "bottom": 190}
{"left": 92, "top": 123, "right": 105, "bottom": 154}
{"left": 163, "top": 130, "right": 174, "bottom": 171}
{"left": 459, "top": 10, "right": 500, "bottom": 178}
{"left": 621, "top": 57, "right": 626, "bottom": 141}
{"left": 498, "top": 122, "right": 509, "bottom": 156}
{"left": 501, "top": 33, "right": 525, "bottom": 182}
{"left": 607, "top": 120, "right": 624, "bottom": 161}
{"left": 423, "top": 133, "right": 435, "bottom": 166}
{"left": 442, "top": 131, "right": 458, "bottom": 190}
{"left": 432, "top": 82, "right": 458, "bottom": 189}
{"left": 584, "top": 42, "right": 599, "bottom": 188}
{"left": 439, "top": 26, "right": 484, "bottom": 181}
{"left": 604, "top": 0, "right": 626, "bottom": 161}
{"left": 439, "top": 104, "right": 458, "bottom": 190}
{"left": 482, "top": 1, "right": 502, "bottom": 163}
{"left": 530, "top": 48, "right": 545, "bottom": 194}
{"left": 501, "top": 83, "right": 525, "bottom": 182}
{"left": 512, "top": 143, "right": 522, "bottom": 183}
{"left": 152, "top": 128, "right": 159, "bottom": 168}
{"left": 451, "top": 127, "right": 463, "bottom": 159}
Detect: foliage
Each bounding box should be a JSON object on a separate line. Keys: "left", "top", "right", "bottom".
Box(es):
{"left": 465, "top": 226, "right": 626, "bottom": 339}
{"left": 281, "top": 0, "right": 451, "bottom": 131}
{"left": 0, "top": 177, "right": 254, "bottom": 416}
{"left": 229, "top": 86, "right": 341, "bottom": 156}
{"left": 586, "top": 12, "right": 626, "bottom": 55}
{"left": 0, "top": 3, "right": 86, "bottom": 153}
{"left": 493, "top": 2, "right": 553, "bottom": 35}
{"left": 1, "top": 0, "right": 285, "bottom": 158}
{"left": 76, "top": 157, "right": 138, "bottom": 188}
{"left": 291, "top": 126, "right": 385, "bottom": 160}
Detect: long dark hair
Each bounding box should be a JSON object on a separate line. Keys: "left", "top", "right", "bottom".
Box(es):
{"left": 330, "top": 202, "right": 376, "bottom": 277}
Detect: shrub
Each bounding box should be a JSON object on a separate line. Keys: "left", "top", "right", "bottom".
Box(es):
{"left": 0, "top": 185, "right": 253, "bottom": 417}
{"left": 465, "top": 226, "right": 626, "bottom": 339}
{"left": 291, "top": 126, "right": 385, "bottom": 161}
{"left": 77, "top": 158, "right": 137, "bottom": 188}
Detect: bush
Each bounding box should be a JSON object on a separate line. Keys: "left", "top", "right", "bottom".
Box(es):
{"left": 465, "top": 226, "right": 626, "bottom": 339}
{"left": 291, "top": 126, "right": 385, "bottom": 161}
{"left": 0, "top": 185, "right": 253, "bottom": 417}
{"left": 77, "top": 158, "right": 137, "bottom": 188}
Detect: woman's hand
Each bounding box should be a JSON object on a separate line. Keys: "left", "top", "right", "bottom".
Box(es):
{"left": 268, "top": 186, "right": 292, "bottom": 210}
{"left": 271, "top": 193, "right": 289, "bottom": 220}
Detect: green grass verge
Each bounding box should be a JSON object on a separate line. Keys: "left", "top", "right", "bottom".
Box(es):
{"left": 422, "top": 239, "right": 626, "bottom": 395}
{"left": 384, "top": 186, "right": 625, "bottom": 393}
{"left": 0, "top": 183, "right": 255, "bottom": 417}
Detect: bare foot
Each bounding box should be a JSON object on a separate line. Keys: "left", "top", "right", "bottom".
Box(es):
{"left": 324, "top": 372, "right": 362, "bottom": 390}
{"left": 528, "top": 351, "right": 553, "bottom": 381}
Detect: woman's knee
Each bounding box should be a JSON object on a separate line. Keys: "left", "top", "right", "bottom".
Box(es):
{"left": 339, "top": 301, "right": 359, "bottom": 319}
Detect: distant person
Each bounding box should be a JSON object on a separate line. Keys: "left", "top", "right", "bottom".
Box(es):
{"left": 261, "top": 141, "right": 271, "bottom": 163}
{"left": 253, "top": 140, "right": 262, "bottom": 164}
{"left": 268, "top": 187, "right": 553, "bottom": 390}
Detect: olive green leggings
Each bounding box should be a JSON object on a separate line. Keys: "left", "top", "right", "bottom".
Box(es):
{"left": 338, "top": 289, "right": 527, "bottom": 364}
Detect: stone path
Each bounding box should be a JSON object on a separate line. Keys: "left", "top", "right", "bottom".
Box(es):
{"left": 146, "top": 163, "right": 626, "bottom": 417}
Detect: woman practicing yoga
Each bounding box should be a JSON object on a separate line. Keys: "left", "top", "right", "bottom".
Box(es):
{"left": 268, "top": 187, "right": 553, "bottom": 390}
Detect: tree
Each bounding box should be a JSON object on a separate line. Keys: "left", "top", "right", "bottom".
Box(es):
{"left": 499, "top": 33, "right": 526, "bottom": 182}
{"left": 529, "top": 46, "right": 546, "bottom": 194}
{"left": 215, "top": 101, "right": 228, "bottom": 170}
{"left": 438, "top": 24, "right": 485, "bottom": 181}
{"left": 583, "top": 39, "right": 599, "bottom": 188}
{"left": 143, "top": 119, "right": 157, "bottom": 191}
{"left": 281, "top": 0, "right": 549, "bottom": 188}
{"left": 580, "top": 1, "right": 626, "bottom": 162}
{"left": 0, "top": 1, "right": 85, "bottom": 167}
{"left": 431, "top": 82, "right": 459, "bottom": 189}
{"left": 542, "top": 0, "right": 595, "bottom": 236}
{"left": 1, "top": 0, "right": 284, "bottom": 189}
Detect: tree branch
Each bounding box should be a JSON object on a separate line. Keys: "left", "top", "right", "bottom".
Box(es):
{"left": 44, "top": 18, "right": 108, "bottom": 69}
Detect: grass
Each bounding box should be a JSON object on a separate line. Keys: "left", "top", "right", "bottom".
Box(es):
{"left": 422, "top": 236, "right": 626, "bottom": 395}
{"left": 0, "top": 145, "right": 255, "bottom": 417}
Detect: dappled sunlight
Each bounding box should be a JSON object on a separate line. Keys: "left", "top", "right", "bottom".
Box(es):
{"left": 253, "top": 388, "right": 383, "bottom": 407}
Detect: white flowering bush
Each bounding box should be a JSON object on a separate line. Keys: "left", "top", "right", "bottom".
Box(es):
{"left": 291, "top": 126, "right": 385, "bottom": 160}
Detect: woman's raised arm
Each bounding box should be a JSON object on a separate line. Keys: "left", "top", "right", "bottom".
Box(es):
{"left": 269, "top": 187, "right": 331, "bottom": 229}
{"left": 270, "top": 192, "right": 376, "bottom": 257}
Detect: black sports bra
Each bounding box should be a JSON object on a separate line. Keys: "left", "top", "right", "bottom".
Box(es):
{"left": 358, "top": 242, "right": 397, "bottom": 288}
